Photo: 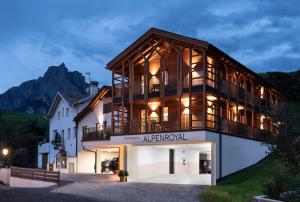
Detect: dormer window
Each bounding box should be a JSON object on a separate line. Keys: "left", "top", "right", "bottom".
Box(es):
{"left": 62, "top": 107, "right": 64, "bottom": 117}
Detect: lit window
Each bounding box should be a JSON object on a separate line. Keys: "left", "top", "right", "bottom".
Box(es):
{"left": 163, "top": 107, "right": 168, "bottom": 122}
{"left": 164, "top": 71, "right": 168, "bottom": 85}
{"left": 141, "top": 75, "right": 145, "bottom": 94}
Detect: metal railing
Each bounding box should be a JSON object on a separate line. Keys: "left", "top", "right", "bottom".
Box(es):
{"left": 82, "top": 127, "right": 112, "bottom": 141}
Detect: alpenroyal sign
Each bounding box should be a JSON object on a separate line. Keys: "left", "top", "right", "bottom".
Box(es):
{"left": 143, "top": 133, "right": 187, "bottom": 143}
{"left": 109, "top": 131, "right": 206, "bottom": 145}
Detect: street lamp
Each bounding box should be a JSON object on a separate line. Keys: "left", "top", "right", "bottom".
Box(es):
{"left": 2, "top": 148, "right": 8, "bottom": 156}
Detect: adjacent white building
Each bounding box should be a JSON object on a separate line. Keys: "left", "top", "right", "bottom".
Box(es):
{"left": 37, "top": 81, "right": 100, "bottom": 173}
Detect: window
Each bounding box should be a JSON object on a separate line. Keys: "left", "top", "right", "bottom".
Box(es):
{"left": 140, "top": 75, "right": 145, "bottom": 94}
{"left": 67, "top": 128, "right": 71, "bottom": 139}
{"left": 61, "top": 130, "right": 64, "bottom": 143}
{"left": 73, "top": 127, "right": 76, "bottom": 138}
{"left": 62, "top": 108, "right": 64, "bottom": 117}
{"left": 57, "top": 111, "right": 60, "bottom": 120}
{"left": 82, "top": 126, "right": 87, "bottom": 135}
{"left": 66, "top": 108, "right": 69, "bottom": 117}
{"left": 163, "top": 107, "right": 168, "bottom": 122}
{"left": 164, "top": 70, "right": 168, "bottom": 85}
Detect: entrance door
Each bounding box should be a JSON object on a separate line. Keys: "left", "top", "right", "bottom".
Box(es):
{"left": 169, "top": 149, "right": 174, "bottom": 174}
{"left": 42, "top": 153, "right": 48, "bottom": 169}
{"left": 69, "top": 163, "right": 75, "bottom": 173}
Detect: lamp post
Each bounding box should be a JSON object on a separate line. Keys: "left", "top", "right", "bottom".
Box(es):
{"left": 2, "top": 148, "right": 8, "bottom": 157}
{"left": 1, "top": 148, "right": 10, "bottom": 168}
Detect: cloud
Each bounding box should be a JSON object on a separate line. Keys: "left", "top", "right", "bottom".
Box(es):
{"left": 0, "top": 0, "right": 300, "bottom": 93}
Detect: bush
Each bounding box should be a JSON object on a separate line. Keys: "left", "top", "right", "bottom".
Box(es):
{"left": 264, "top": 174, "right": 290, "bottom": 200}
{"left": 118, "top": 170, "right": 129, "bottom": 177}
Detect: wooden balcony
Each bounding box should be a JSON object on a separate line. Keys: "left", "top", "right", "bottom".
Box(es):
{"left": 82, "top": 127, "right": 112, "bottom": 141}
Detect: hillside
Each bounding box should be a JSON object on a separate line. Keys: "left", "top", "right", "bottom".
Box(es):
{"left": 0, "top": 63, "right": 88, "bottom": 115}
{"left": 260, "top": 70, "right": 300, "bottom": 101}
{"left": 0, "top": 109, "right": 47, "bottom": 127}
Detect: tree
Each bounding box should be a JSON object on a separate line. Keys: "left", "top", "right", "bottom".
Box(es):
{"left": 264, "top": 102, "right": 300, "bottom": 175}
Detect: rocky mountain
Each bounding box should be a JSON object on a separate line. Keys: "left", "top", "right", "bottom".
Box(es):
{"left": 0, "top": 63, "right": 89, "bottom": 115}
{"left": 259, "top": 70, "right": 300, "bottom": 101}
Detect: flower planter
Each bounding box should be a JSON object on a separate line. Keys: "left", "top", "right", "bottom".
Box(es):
{"left": 119, "top": 176, "right": 127, "bottom": 182}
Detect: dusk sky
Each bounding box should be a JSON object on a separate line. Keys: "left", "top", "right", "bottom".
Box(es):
{"left": 1, "top": 0, "right": 300, "bottom": 93}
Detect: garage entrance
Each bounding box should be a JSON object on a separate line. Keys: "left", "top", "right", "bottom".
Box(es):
{"left": 127, "top": 142, "right": 213, "bottom": 185}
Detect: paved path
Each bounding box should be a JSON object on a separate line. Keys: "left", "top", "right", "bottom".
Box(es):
{"left": 1, "top": 174, "right": 206, "bottom": 202}
{"left": 0, "top": 185, "right": 104, "bottom": 202}
{"left": 54, "top": 182, "right": 205, "bottom": 202}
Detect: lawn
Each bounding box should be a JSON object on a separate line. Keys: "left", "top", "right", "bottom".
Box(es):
{"left": 199, "top": 156, "right": 285, "bottom": 202}
{"left": 0, "top": 109, "right": 48, "bottom": 127}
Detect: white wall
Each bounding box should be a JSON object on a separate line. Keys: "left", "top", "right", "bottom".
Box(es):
{"left": 0, "top": 168, "right": 10, "bottom": 185}
{"left": 221, "top": 135, "right": 268, "bottom": 177}
{"left": 77, "top": 97, "right": 112, "bottom": 153}
{"left": 9, "top": 177, "right": 56, "bottom": 188}
{"left": 77, "top": 151, "right": 95, "bottom": 173}
{"left": 47, "top": 95, "right": 91, "bottom": 171}
{"left": 127, "top": 146, "right": 169, "bottom": 179}
{"left": 205, "top": 131, "right": 269, "bottom": 179}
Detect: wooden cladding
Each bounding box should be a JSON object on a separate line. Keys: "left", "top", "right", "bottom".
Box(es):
{"left": 109, "top": 31, "right": 285, "bottom": 140}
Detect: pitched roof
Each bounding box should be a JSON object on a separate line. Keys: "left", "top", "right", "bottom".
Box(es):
{"left": 106, "top": 27, "right": 209, "bottom": 69}
{"left": 106, "top": 27, "right": 287, "bottom": 97}
{"left": 46, "top": 91, "right": 89, "bottom": 118}
{"left": 74, "top": 85, "right": 111, "bottom": 123}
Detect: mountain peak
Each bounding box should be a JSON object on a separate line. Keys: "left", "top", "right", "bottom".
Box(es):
{"left": 0, "top": 64, "right": 89, "bottom": 115}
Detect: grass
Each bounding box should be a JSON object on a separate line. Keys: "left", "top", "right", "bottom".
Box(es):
{"left": 199, "top": 156, "right": 285, "bottom": 202}
{"left": 0, "top": 109, "right": 48, "bottom": 126}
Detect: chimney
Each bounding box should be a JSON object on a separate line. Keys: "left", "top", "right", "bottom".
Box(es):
{"left": 89, "top": 81, "right": 99, "bottom": 96}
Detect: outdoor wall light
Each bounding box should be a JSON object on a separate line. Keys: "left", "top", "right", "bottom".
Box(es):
{"left": 2, "top": 148, "right": 8, "bottom": 156}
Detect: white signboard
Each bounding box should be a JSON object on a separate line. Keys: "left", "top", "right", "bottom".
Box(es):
{"left": 110, "top": 131, "right": 207, "bottom": 145}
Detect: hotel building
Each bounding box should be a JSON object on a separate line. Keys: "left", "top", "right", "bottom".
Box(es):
{"left": 40, "top": 28, "right": 286, "bottom": 185}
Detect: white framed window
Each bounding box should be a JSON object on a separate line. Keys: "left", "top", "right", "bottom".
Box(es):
{"left": 61, "top": 130, "right": 64, "bottom": 144}
{"left": 67, "top": 128, "right": 71, "bottom": 139}
{"left": 66, "top": 108, "right": 69, "bottom": 117}
{"left": 62, "top": 107, "right": 64, "bottom": 117}
{"left": 58, "top": 111, "right": 60, "bottom": 120}
{"left": 73, "top": 127, "right": 76, "bottom": 138}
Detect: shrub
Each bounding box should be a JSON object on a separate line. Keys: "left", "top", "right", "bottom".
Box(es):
{"left": 264, "top": 174, "right": 290, "bottom": 200}
{"left": 118, "top": 170, "right": 129, "bottom": 177}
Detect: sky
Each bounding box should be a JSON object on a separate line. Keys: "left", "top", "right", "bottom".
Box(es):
{"left": 0, "top": 0, "right": 300, "bottom": 93}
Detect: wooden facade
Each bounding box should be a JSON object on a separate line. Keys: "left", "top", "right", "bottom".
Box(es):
{"left": 107, "top": 28, "right": 286, "bottom": 140}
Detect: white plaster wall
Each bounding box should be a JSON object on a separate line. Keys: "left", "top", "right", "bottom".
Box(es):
{"left": 221, "top": 135, "right": 268, "bottom": 176}
{"left": 77, "top": 151, "right": 95, "bottom": 173}
{"left": 205, "top": 131, "right": 268, "bottom": 179}
{"left": 0, "top": 168, "right": 10, "bottom": 185}
{"left": 77, "top": 97, "right": 112, "bottom": 153}
{"left": 38, "top": 143, "right": 49, "bottom": 169}
{"left": 47, "top": 96, "right": 92, "bottom": 170}
{"left": 127, "top": 146, "right": 169, "bottom": 180}
{"left": 9, "top": 177, "right": 56, "bottom": 188}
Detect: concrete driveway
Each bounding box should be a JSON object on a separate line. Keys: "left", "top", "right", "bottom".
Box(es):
{"left": 0, "top": 174, "right": 206, "bottom": 202}
{"left": 53, "top": 173, "right": 207, "bottom": 202}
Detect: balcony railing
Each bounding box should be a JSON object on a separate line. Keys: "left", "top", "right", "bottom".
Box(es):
{"left": 220, "top": 118, "right": 267, "bottom": 140}
{"left": 82, "top": 127, "right": 112, "bottom": 141}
